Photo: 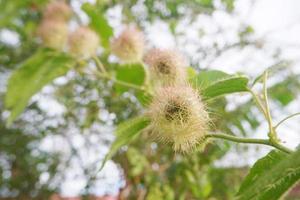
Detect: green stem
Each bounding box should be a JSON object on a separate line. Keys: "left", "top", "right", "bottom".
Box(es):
{"left": 261, "top": 71, "right": 282, "bottom": 144}
{"left": 95, "top": 71, "right": 147, "bottom": 92}
{"left": 93, "top": 56, "right": 107, "bottom": 74}
{"left": 206, "top": 133, "right": 293, "bottom": 154}
{"left": 263, "top": 71, "right": 273, "bottom": 131}
{"left": 274, "top": 112, "right": 300, "bottom": 129}
{"left": 206, "top": 133, "right": 270, "bottom": 145}
{"left": 247, "top": 88, "right": 268, "bottom": 118}
{"left": 270, "top": 141, "right": 294, "bottom": 154}
{"left": 92, "top": 56, "right": 149, "bottom": 93}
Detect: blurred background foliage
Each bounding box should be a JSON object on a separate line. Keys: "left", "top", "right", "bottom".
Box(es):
{"left": 0, "top": 0, "right": 300, "bottom": 199}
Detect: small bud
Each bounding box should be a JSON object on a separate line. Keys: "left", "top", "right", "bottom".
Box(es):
{"left": 37, "top": 19, "right": 68, "bottom": 50}
{"left": 43, "top": 1, "right": 72, "bottom": 21}
{"left": 147, "top": 86, "right": 209, "bottom": 152}
{"left": 144, "top": 49, "right": 187, "bottom": 86}
{"left": 111, "top": 26, "right": 145, "bottom": 63}
{"left": 68, "top": 26, "right": 99, "bottom": 59}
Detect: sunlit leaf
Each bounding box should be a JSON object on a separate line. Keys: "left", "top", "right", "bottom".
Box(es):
{"left": 191, "top": 70, "right": 230, "bottom": 89}
{"left": 190, "top": 70, "right": 249, "bottom": 100}
{"left": 203, "top": 76, "right": 248, "bottom": 99}
{"left": 114, "top": 63, "right": 150, "bottom": 106}
{"left": 82, "top": 2, "right": 113, "bottom": 48}
{"left": 115, "top": 63, "right": 146, "bottom": 93}
{"left": 135, "top": 90, "right": 153, "bottom": 106}
{"left": 100, "top": 116, "right": 150, "bottom": 170}
{"left": 236, "top": 149, "right": 300, "bottom": 200}
{"left": 5, "top": 48, "right": 75, "bottom": 126}
{"left": 269, "top": 79, "right": 298, "bottom": 106}
{"left": 221, "top": 0, "right": 234, "bottom": 11}
{"left": 187, "top": 67, "right": 198, "bottom": 81}
{"left": 195, "top": 0, "right": 213, "bottom": 8}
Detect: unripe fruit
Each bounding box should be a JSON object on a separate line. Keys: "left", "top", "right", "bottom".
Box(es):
{"left": 37, "top": 19, "right": 68, "bottom": 50}
{"left": 147, "top": 86, "right": 209, "bottom": 152}
{"left": 43, "top": 1, "right": 72, "bottom": 22}
{"left": 144, "top": 49, "right": 187, "bottom": 86}
{"left": 68, "top": 26, "right": 99, "bottom": 59}
{"left": 111, "top": 26, "right": 145, "bottom": 63}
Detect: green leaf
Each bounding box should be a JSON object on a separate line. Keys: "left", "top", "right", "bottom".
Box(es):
{"left": 190, "top": 70, "right": 249, "bottom": 100}
{"left": 82, "top": 2, "right": 113, "bottom": 48}
{"left": 187, "top": 67, "right": 197, "bottom": 81}
{"left": 5, "top": 48, "right": 75, "bottom": 126}
{"left": 100, "top": 116, "right": 150, "bottom": 170}
{"left": 222, "top": 0, "right": 234, "bottom": 11}
{"left": 114, "top": 63, "right": 150, "bottom": 106}
{"left": 196, "top": 0, "right": 213, "bottom": 8}
{"left": 191, "top": 70, "right": 230, "bottom": 89}
{"left": 115, "top": 63, "right": 146, "bottom": 93}
{"left": 127, "top": 147, "right": 149, "bottom": 176}
{"left": 270, "top": 83, "right": 295, "bottom": 106}
{"left": 269, "top": 78, "right": 299, "bottom": 106}
{"left": 203, "top": 76, "right": 249, "bottom": 99}
{"left": 135, "top": 90, "right": 153, "bottom": 106}
{"left": 236, "top": 149, "right": 300, "bottom": 200}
